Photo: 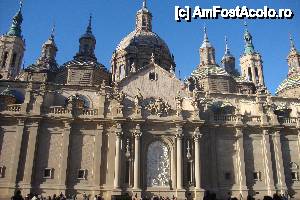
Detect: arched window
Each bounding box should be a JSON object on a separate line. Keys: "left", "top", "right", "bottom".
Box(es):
{"left": 147, "top": 141, "right": 170, "bottom": 187}
{"left": 1, "top": 52, "right": 8, "bottom": 68}
{"left": 11, "top": 53, "right": 17, "bottom": 68}
{"left": 248, "top": 67, "right": 252, "bottom": 81}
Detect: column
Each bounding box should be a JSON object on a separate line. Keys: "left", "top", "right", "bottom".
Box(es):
{"left": 273, "top": 130, "right": 287, "bottom": 193}
{"left": 176, "top": 125, "right": 183, "bottom": 189}
{"left": 58, "top": 120, "right": 71, "bottom": 189}
{"left": 20, "top": 120, "right": 40, "bottom": 191}
{"left": 133, "top": 124, "right": 141, "bottom": 189}
{"left": 194, "top": 127, "right": 202, "bottom": 189}
{"left": 8, "top": 119, "right": 25, "bottom": 188}
{"left": 235, "top": 127, "right": 248, "bottom": 196}
{"left": 114, "top": 123, "right": 122, "bottom": 189}
{"left": 210, "top": 127, "right": 218, "bottom": 190}
{"left": 93, "top": 124, "right": 104, "bottom": 188}
{"left": 262, "top": 129, "right": 275, "bottom": 196}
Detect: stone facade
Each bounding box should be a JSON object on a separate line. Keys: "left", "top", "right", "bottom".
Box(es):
{"left": 0, "top": 2, "right": 300, "bottom": 200}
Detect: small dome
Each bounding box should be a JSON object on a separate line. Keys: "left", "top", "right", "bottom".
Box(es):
{"left": 276, "top": 74, "right": 300, "bottom": 95}
{"left": 116, "top": 30, "right": 171, "bottom": 53}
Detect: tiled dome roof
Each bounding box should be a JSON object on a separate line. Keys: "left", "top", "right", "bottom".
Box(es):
{"left": 276, "top": 74, "right": 300, "bottom": 95}
{"left": 191, "top": 65, "right": 230, "bottom": 79}
{"left": 116, "top": 30, "right": 171, "bottom": 53}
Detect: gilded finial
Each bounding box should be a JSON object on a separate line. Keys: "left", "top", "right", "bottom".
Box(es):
{"left": 203, "top": 25, "right": 208, "bottom": 41}
{"left": 86, "top": 14, "right": 92, "bottom": 34}
{"left": 225, "top": 36, "right": 230, "bottom": 54}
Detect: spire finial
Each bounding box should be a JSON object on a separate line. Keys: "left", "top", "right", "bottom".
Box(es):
{"left": 19, "top": 0, "right": 23, "bottom": 11}
{"left": 86, "top": 14, "right": 92, "bottom": 34}
{"left": 142, "top": 0, "right": 147, "bottom": 8}
{"left": 204, "top": 25, "right": 208, "bottom": 41}
{"left": 225, "top": 36, "right": 230, "bottom": 55}
{"left": 289, "top": 33, "right": 296, "bottom": 50}
{"left": 244, "top": 21, "right": 248, "bottom": 31}
{"left": 50, "top": 23, "right": 55, "bottom": 40}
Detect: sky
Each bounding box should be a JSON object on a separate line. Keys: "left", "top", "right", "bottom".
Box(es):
{"left": 0, "top": 0, "right": 299, "bottom": 94}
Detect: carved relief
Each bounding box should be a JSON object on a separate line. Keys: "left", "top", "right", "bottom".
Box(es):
{"left": 147, "top": 141, "right": 170, "bottom": 187}
{"left": 145, "top": 98, "right": 171, "bottom": 117}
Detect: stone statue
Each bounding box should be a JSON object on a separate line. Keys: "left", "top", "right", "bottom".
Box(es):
{"left": 134, "top": 88, "right": 143, "bottom": 107}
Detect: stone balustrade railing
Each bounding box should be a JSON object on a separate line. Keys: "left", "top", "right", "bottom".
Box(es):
{"left": 278, "top": 117, "right": 298, "bottom": 125}
{"left": 213, "top": 114, "right": 237, "bottom": 123}
{"left": 81, "top": 108, "right": 98, "bottom": 116}
{"left": 48, "top": 106, "right": 71, "bottom": 115}
{"left": 48, "top": 106, "right": 98, "bottom": 117}
{"left": 248, "top": 116, "right": 261, "bottom": 123}
{"left": 4, "top": 104, "right": 22, "bottom": 112}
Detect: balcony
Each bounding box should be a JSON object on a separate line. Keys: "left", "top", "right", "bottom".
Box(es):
{"left": 0, "top": 104, "right": 22, "bottom": 114}
{"left": 47, "top": 106, "right": 99, "bottom": 118}
{"left": 212, "top": 114, "right": 237, "bottom": 123}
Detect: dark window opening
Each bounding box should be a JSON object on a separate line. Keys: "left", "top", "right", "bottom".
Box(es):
{"left": 255, "top": 67, "right": 259, "bottom": 83}
{"left": 44, "top": 168, "right": 52, "bottom": 178}
{"left": 78, "top": 169, "right": 86, "bottom": 179}
{"left": 2, "top": 52, "right": 8, "bottom": 68}
{"left": 291, "top": 172, "right": 298, "bottom": 180}
{"left": 11, "top": 53, "right": 17, "bottom": 68}
{"left": 253, "top": 171, "right": 261, "bottom": 181}
{"left": 248, "top": 67, "right": 252, "bottom": 81}
{"left": 149, "top": 72, "right": 157, "bottom": 81}
{"left": 187, "top": 162, "right": 191, "bottom": 183}
{"left": 142, "top": 16, "right": 146, "bottom": 27}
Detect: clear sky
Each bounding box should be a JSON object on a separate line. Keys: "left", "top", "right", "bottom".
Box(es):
{"left": 0, "top": 0, "right": 299, "bottom": 94}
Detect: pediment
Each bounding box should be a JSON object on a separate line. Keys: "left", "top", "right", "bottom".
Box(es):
{"left": 119, "top": 63, "right": 187, "bottom": 108}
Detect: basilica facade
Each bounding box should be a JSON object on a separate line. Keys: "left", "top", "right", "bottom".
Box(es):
{"left": 1, "top": 1, "right": 300, "bottom": 200}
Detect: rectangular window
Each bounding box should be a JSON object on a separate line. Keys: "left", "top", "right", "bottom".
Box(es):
{"left": 0, "top": 166, "right": 5, "bottom": 178}
{"left": 1, "top": 52, "right": 8, "bottom": 68}
{"left": 44, "top": 168, "right": 53, "bottom": 179}
{"left": 78, "top": 169, "right": 87, "bottom": 180}
{"left": 253, "top": 171, "right": 261, "bottom": 181}
{"left": 291, "top": 172, "right": 298, "bottom": 181}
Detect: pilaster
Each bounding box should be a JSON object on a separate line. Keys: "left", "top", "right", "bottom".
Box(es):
{"left": 235, "top": 127, "right": 248, "bottom": 198}
{"left": 57, "top": 120, "right": 72, "bottom": 193}
{"left": 193, "top": 127, "right": 204, "bottom": 200}
{"left": 113, "top": 123, "right": 122, "bottom": 190}
{"left": 19, "top": 119, "right": 40, "bottom": 194}
{"left": 272, "top": 129, "right": 287, "bottom": 193}
{"left": 93, "top": 124, "right": 104, "bottom": 193}
{"left": 262, "top": 129, "right": 275, "bottom": 196}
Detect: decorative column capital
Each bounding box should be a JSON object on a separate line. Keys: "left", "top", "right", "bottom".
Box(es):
{"left": 175, "top": 124, "right": 183, "bottom": 139}
{"left": 115, "top": 123, "right": 123, "bottom": 137}
{"left": 193, "top": 127, "right": 202, "bottom": 141}
{"left": 134, "top": 124, "right": 142, "bottom": 138}
{"left": 263, "top": 129, "right": 269, "bottom": 136}
{"left": 235, "top": 127, "right": 243, "bottom": 138}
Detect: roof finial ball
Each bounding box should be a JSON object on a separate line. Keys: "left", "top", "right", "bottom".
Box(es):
{"left": 142, "top": 0, "right": 147, "bottom": 9}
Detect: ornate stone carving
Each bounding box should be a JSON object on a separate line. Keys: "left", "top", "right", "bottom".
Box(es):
{"left": 145, "top": 98, "right": 171, "bottom": 117}
{"left": 175, "top": 91, "right": 183, "bottom": 117}
{"left": 147, "top": 141, "right": 170, "bottom": 187}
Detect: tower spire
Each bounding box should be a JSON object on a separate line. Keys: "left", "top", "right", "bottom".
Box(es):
{"left": 7, "top": 0, "right": 24, "bottom": 38}
{"left": 50, "top": 23, "right": 55, "bottom": 40}
{"left": 86, "top": 14, "right": 92, "bottom": 34}
{"left": 289, "top": 33, "right": 296, "bottom": 51}
{"left": 224, "top": 36, "right": 230, "bottom": 55}
{"left": 201, "top": 25, "right": 212, "bottom": 48}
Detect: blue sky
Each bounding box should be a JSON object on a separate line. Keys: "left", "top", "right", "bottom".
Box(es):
{"left": 0, "top": 0, "right": 299, "bottom": 94}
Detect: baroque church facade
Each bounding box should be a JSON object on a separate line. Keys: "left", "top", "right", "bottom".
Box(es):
{"left": 1, "top": 1, "right": 300, "bottom": 199}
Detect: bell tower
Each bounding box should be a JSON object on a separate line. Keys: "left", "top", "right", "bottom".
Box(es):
{"left": 0, "top": 1, "right": 25, "bottom": 80}
{"left": 240, "top": 23, "right": 265, "bottom": 86}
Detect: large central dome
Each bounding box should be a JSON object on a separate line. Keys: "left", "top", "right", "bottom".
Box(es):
{"left": 111, "top": 3, "right": 175, "bottom": 82}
